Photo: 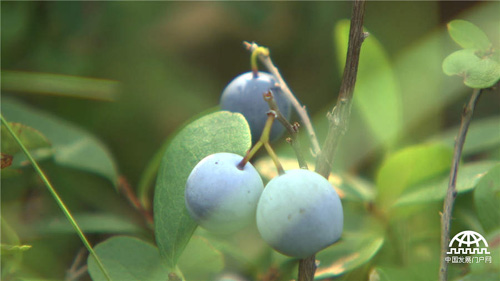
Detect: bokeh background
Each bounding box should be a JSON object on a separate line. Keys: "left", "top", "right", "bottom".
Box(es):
{"left": 2, "top": 1, "right": 499, "bottom": 280}
{"left": 3, "top": 1, "right": 499, "bottom": 184}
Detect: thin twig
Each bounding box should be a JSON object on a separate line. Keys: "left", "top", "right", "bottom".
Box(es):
{"left": 118, "top": 176, "right": 154, "bottom": 226}
{"left": 305, "top": 1, "right": 367, "bottom": 280}
{"left": 66, "top": 248, "right": 86, "bottom": 280}
{"left": 264, "top": 91, "right": 308, "bottom": 169}
{"left": 439, "top": 89, "right": 482, "bottom": 281}
{"left": 66, "top": 248, "right": 89, "bottom": 281}
{"left": 244, "top": 41, "right": 321, "bottom": 156}
{"left": 315, "top": 0, "right": 367, "bottom": 178}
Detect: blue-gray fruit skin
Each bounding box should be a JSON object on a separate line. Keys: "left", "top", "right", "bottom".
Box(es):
{"left": 185, "top": 153, "right": 264, "bottom": 233}
{"left": 220, "top": 71, "right": 292, "bottom": 144}
{"left": 256, "top": 169, "right": 343, "bottom": 258}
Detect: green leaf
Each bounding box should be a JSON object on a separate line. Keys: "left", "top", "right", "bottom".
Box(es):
{"left": 1, "top": 122, "right": 51, "bottom": 155}
{"left": 88, "top": 236, "right": 167, "bottom": 281}
{"left": 464, "top": 58, "right": 500, "bottom": 88}
{"left": 154, "top": 111, "right": 251, "bottom": 269}
{"left": 369, "top": 261, "right": 439, "bottom": 281}
{"left": 1, "top": 71, "right": 119, "bottom": 101}
{"left": 138, "top": 106, "right": 219, "bottom": 210}
{"left": 447, "top": 20, "right": 491, "bottom": 51}
{"left": 316, "top": 235, "right": 384, "bottom": 279}
{"left": 341, "top": 174, "right": 376, "bottom": 202}
{"left": 430, "top": 116, "right": 500, "bottom": 156}
{"left": 177, "top": 236, "right": 224, "bottom": 281}
{"left": 2, "top": 98, "right": 119, "bottom": 186}
{"left": 469, "top": 229, "right": 500, "bottom": 274}
{"left": 314, "top": 213, "right": 385, "bottom": 278}
{"left": 474, "top": 164, "right": 500, "bottom": 232}
{"left": 334, "top": 20, "right": 402, "bottom": 148}
{"left": 376, "top": 143, "right": 453, "bottom": 208}
{"left": 395, "top": 161, "right": 498, "bottom": 206}
{"left": 1, "top": 217, "right": 20, "bottom": 246}
{"left": 458, "top": 273, "right": 500, "bottom": 281}
{"left": 442, "top": 49, "right": 499, "bottom": 88}
{"left": 442, "top": 49, "right": 481, "bottom": 76}
{"left": 1, "top": 122, "right": 53, "bottom": 169}
{"left": 1, "top": 217, "right": 28, "bottom": 278}
{"left": 36, "top": 213, "right": 142, "bottom": 234}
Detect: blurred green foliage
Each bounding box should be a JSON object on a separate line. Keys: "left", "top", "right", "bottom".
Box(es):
{"left": 1, "top": 1, "right": 499, "bottom": 281}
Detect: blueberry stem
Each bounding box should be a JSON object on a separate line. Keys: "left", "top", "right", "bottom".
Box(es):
{"left": 250, "top": 46, "right": 269, "bottom": 78}
{"left": 237, "top": 141, "right": 263, "bottom": 170}
{"left": 244, "top": 41, "right": 321, "bottom": 156}
{"left": 264, "top": 91, "right": 308, "bottom": 170}
{"left": 237, "top": 112, "right": 284, "bottom": 175}
{"left": 264, "top": 142, "right": 285, "bottom": 175}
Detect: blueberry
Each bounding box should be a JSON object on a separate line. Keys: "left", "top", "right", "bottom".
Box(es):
{"left": 185, "top": 152, "right": 264, "bottom": 233}
{"left": 220, "top": 72, "right": 292, "bottom": 143}
{"left": 256, "top": 169, "right": 343, "bottom": 258}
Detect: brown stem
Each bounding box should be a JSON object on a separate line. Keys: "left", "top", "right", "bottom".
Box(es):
{"left": 298, "top": 256, "right": 317, "bottom": 281}
{"left": 244, "top": 42, "right": 321, "bottom": 156}
{"left": 118, "top": 176, "right": 154, "bottom": 226}
{"left": 439, "top": 89, "right": 482, "bottom": 281}
{"left": 304, "top": 0, "right": 366, "bottom": 280}
{"left": 315, "top": 0, "right": 367, "bottom": 178}
{"left": 264, "top": 91, "right": 308, "bottom": 170}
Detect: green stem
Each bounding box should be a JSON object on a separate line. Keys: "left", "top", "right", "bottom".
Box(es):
{"left": 237, "top": 141, "right": 263, "bottom": 170}
{"left": 237, "top": 111, "right": 281, "bottom": 173}
{"left": 251, "top": 46, "right": 269, "bottom": 77}
{"left": 1, "top": 115, "right": 112, "bottom": 281}
{"left": 264, "top": 142, "right": 285, "bottom": 175}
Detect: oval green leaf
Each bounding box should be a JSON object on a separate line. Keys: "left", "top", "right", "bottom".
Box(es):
{"left": 447, "top": 20, "right": 491, "bottom": 51}
{"left": 137, "top": 106, "right": 219, "bottom": 210}
{"left": 154, "top": 111, "right": 251, "bottom": 269}
{"left": 430, "top": 116, "right": 500, "bottom": 156}
{"left": 395, "top": 161, "right": 498, "bottom": 206}
{"left": 474, "top": 164, "right": 500, "bottom": 232}
{"left": 442, "top": 49, "right": 481, "bottom": 76}
{"left": 37, "top": 213, "right": 142, "bottom": 235}
{"left": 334, "top": 20, "right": 402, "bottom": 149}
{"left": 376, "top": 143, "right": 453, "bottom": 208}
{"left": 177, "top": 236, "right": 224, "bottom": 280}
{"left": 1, "top": 122, "right": 51, "bottom": 155}
{"left": 88, "top": 236, "right": 166, "bottom": 281}
{"left": 2, "top": 98, "right": 119, "bottom": 186}
{"left": 1, "top": 122, "right": 53, "bottom": 169}
{"left": 464, "top": 58, "right": 500, "bottom": 88}
{"left": 315, "top": 212, "right": 385, "bottom": 278}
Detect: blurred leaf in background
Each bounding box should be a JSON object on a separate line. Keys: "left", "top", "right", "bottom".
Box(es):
{"left": 2, "top": 98, "right": 119, "bottom": 187}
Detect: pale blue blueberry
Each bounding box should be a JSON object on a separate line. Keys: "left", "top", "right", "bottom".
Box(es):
{"left": 185, "top": 153, "right": 264, "bottom": 233}
{"left": 256, "top": 169, "right": 343, "bottom": 258}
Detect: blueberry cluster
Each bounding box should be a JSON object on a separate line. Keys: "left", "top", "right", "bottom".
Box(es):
{"left": 184, "top": 72, "right": 343, "bottom": 258}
